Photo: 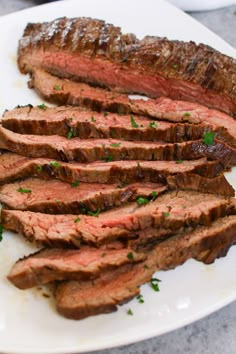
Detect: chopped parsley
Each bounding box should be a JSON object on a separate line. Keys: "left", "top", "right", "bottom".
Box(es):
{"left": 71, "top": 179, "right": 80, "bottom": 187}
{"left": 127, "top": 308, "right": 133, "bottom": 316}
{"left": 184, "top": 112, "right": 191, "bottom": 117}
{"left": 144, "top": 264, "right": 149, "bottom": 269}
{"left": 91, "top": 116, "right": 96, "bottom": 122}
{"left": 163, "top": 212, "right": 170, "bottom": 217}
{"left": 104, "top": 112, "right": 108, "bottom": 117}
{"left": 53, "top": 84, "right": 61, "bottom": 91}
{"left": 87, "top": 208, "right": 101, "bottom": 217}
{"left": 127, "top": 252, "right": 134, "bottom": 260}
{"left": 17, "top": 187, "right": 31, "bottom": 194}
{"left": 202, "top": 131, "right": 215, "bottom": 146}
{"left": 137, "top": 294, "right": 144, "bottom": 304}
{"left": 67, "top": 127, "right": 76, "bottom": 139}
{"left": 37, "top": 103, "right": 47, "bottom": 110}
{"left": 74, "top": 217, "right": 81, "bottom": 223}
{"left": 110, "top": 143, "right": 121, "bottom": 148}
{"left": 103, "top": 155, "right": 113, "bottom": 162}
{"left": 130, "top": 115, "right": 139, "bottom": 128}
{"left": 37, "top": 164, "right": 43, "bottom": 173}
{"left": 101, "top": 252, "right": 106, "bottom": 258}
{"left": 172, "top": 64, "right": 178, "bottom": 70}
{"left": 151, "top": 191, "right": 158, "bottom": 201}
{"left": 175, "top": 159, "right": 183, "bottom": 164}
{"left": 149, "top": 121, "right": 158, "bottom": 129}
{"left": 136, "top": 197, "right": 149, "bottom": 206}
{"left": 0, "top": 225, "right": 3, "bottom": 242}
{"left": 150, "top": 278, "right": 161, "bottom": 292}
{"left": 49, "top": 161, "right": 61, "bottom": 168}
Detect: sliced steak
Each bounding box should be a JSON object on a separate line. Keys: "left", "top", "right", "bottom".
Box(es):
{"left": 2, "top": 105, "right": 216, "bottom": 144}
{"left": 8, "top": 247, "right": 146, "bottom": 289}
{"left": 18, "top": 17, "right": 236, "bottom": 116}
{"left": 0, "top": 178, "right": 166, "bottom": 213}
{"left": 55, "top": 215, "right": 236, "bottom": 319}
{"left": 0, "top": 153, "right": 225, "bottom": 185}
{"left": 2, "top": 191, "right": 235, "bottom": 247}
{"left": 29, "top": 69, "right": 236, "bottom": 143}
{"left": 0, "top": 126, "right": 235, "bottom": 166}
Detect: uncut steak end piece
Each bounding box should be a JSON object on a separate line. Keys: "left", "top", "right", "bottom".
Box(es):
{"left": 18, "top": 17, "right": 236, "bottom": 116}
{"left": 2, "top": 190, "right": 236, "bottom": 247}
{"left": 8, "top": 247, "right": 146, "bottom": 289}
{"left": 55, "top": 215, "right": 236, "bottom": 319}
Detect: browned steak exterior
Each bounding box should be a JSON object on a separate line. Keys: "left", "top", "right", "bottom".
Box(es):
{"left": 0, "top": 178, "right": 166, "bottom": 213}
{"left": 0, "top": 126, "right": 235, "bottom": 166}
{"left": 8, "top": 247, "right": 146, "bottom": 289}
{"left": 18, "top": 18, "right": 236, "bottom": 116}
{"left": 55, "top": 215, "right": 236, "bottom": 319}
{"left": 2, "top": 105, "right": 219, "bottom": 144}
{"left": 2, "top": 191, "right": 235, "bottom": 247}
{"left": 0, "top": 153, "right": 224, "bottom": 185}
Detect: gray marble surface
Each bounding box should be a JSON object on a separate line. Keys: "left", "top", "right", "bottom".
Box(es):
{"left": 0, "top": 1, "right": 236, "bottom": 354}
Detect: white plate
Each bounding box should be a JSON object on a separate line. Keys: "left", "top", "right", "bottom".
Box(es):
{"left": 0, "top": 1, "right": 235, "bottom": 353}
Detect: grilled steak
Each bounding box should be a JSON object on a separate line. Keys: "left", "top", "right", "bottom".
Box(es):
{"left": 0, "top": 178, "right": 166, "bottom": 213}
{"left": 55, "top": 215, "right": 236, "bottom": 319}
{"left": 8, "top": 247, "right": 146, "bottom": 289}
{"left": 2, "top": 105, "right": 218, "bottom": 144}
{"left": 2, "top": 191, "right": 235, "bottom": 247}
{"left": 0, "top": 126, "right": 235, "bottom": 166}
{"left": 18, "top": 17, "right": 236, "bottom": 116}
{"left": 29, "top": 69, "right": 236, "bottom": 143}
{"left": 0, "top": 153, "right": 225, "bottom": 185}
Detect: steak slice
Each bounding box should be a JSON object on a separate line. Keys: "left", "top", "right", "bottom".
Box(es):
{"left": 0, "top": 153, "right": 225, "bottom": 185}
{"left": 2, "top": 105, "right": 216, "bottom": 144}
{"left": 7, "top": 247, "right": 146, "bottom": 289}
{"left": 0, "top": 178, "right": 166, "bottom": 213}
{"left": 55, "top": 215, "right": 236, "bottom": 319}
{"left": 0, "top": 126, "right": 235, "bottom": 166}
{"left": 28, "top": 70, "right": 236, "bottom": 148}
{"left": 2, "top": 190, "right": 235, "bottom": 247}
{"left": 18, "top": 17, "right": 236, "bottom": 116}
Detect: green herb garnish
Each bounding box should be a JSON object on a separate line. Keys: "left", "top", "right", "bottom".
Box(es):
{"left": 172, "top": 64, "right": 178, "bottom": 69}
{"left": 104, "top": 112, "right": 108, "bottom": 117}
{"left": 49, "top": 161, "right": 61, "bottom": 168}
{"left": 37, "top": 164, "right": 43, "bottom": 173}
{"left": 137, "top": 294, "right": 144, "bottom": 304}
{"left": 151, "top": 191, "right": 158, "bottom": 201}
{"left": 149, "top": 121, "right": 158, "bottom": 129}
{"left": 175, "top": 160, "right": 183, "bottom": 164}
{"left": 101, "top": 252, "right": 106, "bottom": 257}
{"left": 127, "top": 252, "right": 134, "bottom": 260}
{"left": 144, "top": 264, "right": 149, "bottom": 269}
{"left": 150, "top": 278, "right": 161, "bottom": 292}
{"left": 71, "top": 180, "right": 80, "bottom": 187}
{"left": 163, "top": 212, "right": 170, "bottom": 217}
{"left": 202, "top": 131, "right": 215, "bottom": 146}
{"left": 17, "top": 187, "right": 31, "bottom": 194}
{"left": 130, "top": 115, "right": 139, "bottom": 128}
{"left": 110, "top": 143, "right": 121, "bottom": 148}
{"left": 184, "top": 112, "right": 191, "bottom": 117}
{"left": 87, "top": 208, "right": 101, "bottom": 217}
{"left": 136, "top": 197, "right": 149, "bottom": 206}
{"left": 37, "top": 103, "right": 46, "bottom": 110}
{"left": 67, "top": 127, "right": 76, "bottom": 139}
{"left": 74, "top": 217, "right": 81, "bottom": 223}
{"left": 53, "top": 84, "right": 61, "bottom": 91}
{"left": 127, "top": 308, "right": 133, "bottom": 315}
{"left": 103, "top": 155, "right": 113, "bottom": 162}
{"left": 0, "top": 225, "right": 3, "bottom": 242}
{"left": 91, "top": 116, "right": 96, "bottom": 122}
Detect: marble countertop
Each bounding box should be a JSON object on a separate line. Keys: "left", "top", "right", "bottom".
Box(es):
{"left": 0, "top": 1, "right": 236, "bottom": 354}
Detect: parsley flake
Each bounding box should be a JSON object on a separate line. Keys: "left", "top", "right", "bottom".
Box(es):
{"left": 176, "top": 160, "right": 183, "bottom": 164}
{"left": 67, "top": 127, "right": 76, "bottom": 139}
{"left": 0, "top": 225, "right": 3, "bottom": 242}
{"left": 91, "top": 116, "right": 96, "bottom": 122}
{"left": 71, "top": 180, "right": 80, "bottom": 187}
{"left": 150, "top": 278, "right": 161, "bottom": 292}
{"left": 49, "top": 161, "right": 61, "bottom": 168}
{"left": 87, "top": 208, "right": 101, "bottom": 217}
{"left": 163, "top": 212, "right": 170, "bottom": 217}
{"left": 149, "top": 121, "right": 158, "bottom": 129}
{"left": 130, "top": 115, "right": 139, "bottom": 128}
{"left": 37, "top": 103, "right": 47, "bottom": 110}
{"left": 74, "top": 217, "right": 81, "bottom": 223}
{"left": 127, "top": 252, "right": 134, "bottom": 260}
{"left": 103, "top": 155, "right": 113, "bottom": 162}
{"left": 151, "top": 191, "right": 158, "bottom": 201}
{"left": 202, "top": 131, "right": 215, "bottom": 146}
{"left": 110, "top": 143, "right": 121, "bottom": 148}
{"left": 104, "top": 112, "right": 108, "bottom": 117}
{"left": 172, "top": 64, "right": 178, "bottom": 69}
{"left": 137, "top": 197, "right": 149, "bottom": 206}
{"left": 137, "top": 294, "right": 144, "bottom": 304}
{"left": 53, "top": 84, "right": 61, "bottom": 91}
{"left": 101, "top": 252, "right": 106, "bottom": 258}
{"left": 184, "top": 112, "right": 191, "bottom": 117}
{"left": 37, "top": 164, "right": 43, "bottom": 173}
{"left": 17, "top": 187, "right": 31, "bottom": 194}
{"left": 127, "top": 308, "right": 133, "bottom": 315}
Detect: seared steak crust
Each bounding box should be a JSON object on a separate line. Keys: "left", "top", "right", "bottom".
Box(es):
{"left": 0, "top": 126, "right": 235, "bottom": 166}
{"left": 2, "top": 191, "right": 235, "bottom": 247}
{"left": 8, "top": 247, "right": 146, "bottom": 289}
{"left": 18, "top": 17, "right": 236, "bottom": 116}
{"left": 55, "top": 215, "right": 236, "bottom": 319}
{"left": 0, "top": 153, "right": 225, "bottom": 185}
